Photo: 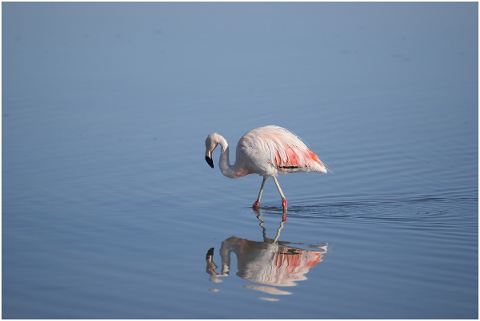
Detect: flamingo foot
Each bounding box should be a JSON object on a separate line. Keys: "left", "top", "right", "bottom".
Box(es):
{"left": 282, "top": 198, "right": 287, "bottom": 209}
{"left": 253, "top": 201, "right": 260, "bottom": 208}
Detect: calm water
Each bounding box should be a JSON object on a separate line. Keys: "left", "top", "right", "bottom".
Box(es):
{"left": 2, "top": 2, "right": 478, "bottom": 319}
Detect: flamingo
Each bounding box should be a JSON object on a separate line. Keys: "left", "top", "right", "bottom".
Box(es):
{"left": 205, "top": 125, "right": 327, "bottom": 209}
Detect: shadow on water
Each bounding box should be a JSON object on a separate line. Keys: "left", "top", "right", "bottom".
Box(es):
{"left": 205, "top": 209, "right": 328, "bottom": 301}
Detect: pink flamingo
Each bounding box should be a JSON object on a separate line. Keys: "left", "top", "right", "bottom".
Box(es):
{"left": 205, "top": 125, "right": 327, "bottom": 209}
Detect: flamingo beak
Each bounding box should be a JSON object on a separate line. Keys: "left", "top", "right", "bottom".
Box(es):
{"left": 205, "top": 156, "right": 214, "bottom": 168}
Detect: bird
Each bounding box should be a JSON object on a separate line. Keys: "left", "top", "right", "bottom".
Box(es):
{"left": 205, "top": 125, "right": 327, "bottom": 209}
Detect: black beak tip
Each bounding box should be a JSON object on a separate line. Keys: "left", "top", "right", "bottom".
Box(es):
{"left": 205, "top": 156, "right": 214, "bottom": 168}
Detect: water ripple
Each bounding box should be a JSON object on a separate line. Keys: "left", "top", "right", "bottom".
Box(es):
{"left": 257, "top": 194, "right": 477, "bottom": 230}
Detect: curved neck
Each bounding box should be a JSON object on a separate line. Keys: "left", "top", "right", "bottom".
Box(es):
{"left": 213, "top": 135, "right": 248, "bottom": 179}
{"left": 218, "top": 138, "right": 237, "bottom": 178}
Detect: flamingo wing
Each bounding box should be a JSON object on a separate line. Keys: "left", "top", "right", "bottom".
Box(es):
{"left": 238, "top": 125, "right": 327, "bottom": 175}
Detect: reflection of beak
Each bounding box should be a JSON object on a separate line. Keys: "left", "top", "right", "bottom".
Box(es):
{"left": 205, "top": 156, "right": 214, "bottom": 168}
{"left": 206, "top": 247, "right": 215, "bottom": 259}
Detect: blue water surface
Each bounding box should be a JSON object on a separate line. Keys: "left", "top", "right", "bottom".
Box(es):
{"left": 3, "top": 2, "right": 478, "bottom": 319}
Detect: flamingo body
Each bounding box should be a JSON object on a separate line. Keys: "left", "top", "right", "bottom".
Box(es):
{"left": 205, "top": 125, "right": 327, "bottom": 209}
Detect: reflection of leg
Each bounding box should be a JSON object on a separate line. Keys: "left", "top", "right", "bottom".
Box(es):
{"left": 272, "top": 176, "right": 287, "bottom": 208}
{"left": 253, "top": 177, "right": 267, "bottom": 208}
{"left": 273, "top": 221, "right": 285, "bottom": 243}
{"left": 255, "top": 210, "right": 268, "bottom": 241}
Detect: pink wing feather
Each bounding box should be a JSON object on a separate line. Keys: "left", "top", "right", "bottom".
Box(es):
{"left": 238, "top": 125, "right": 327, "bottom": 175}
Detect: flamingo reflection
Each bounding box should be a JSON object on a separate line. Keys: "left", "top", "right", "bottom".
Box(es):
{"left": 206, "top": 209, "right": 328, "bottom": 300}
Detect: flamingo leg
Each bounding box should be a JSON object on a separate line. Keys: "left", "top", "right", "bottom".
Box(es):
{"left": 272, "top": 176, "right": 287, "bottom": 209}
{"left": 252, "top": 177, "right": 267, "bottom": 208}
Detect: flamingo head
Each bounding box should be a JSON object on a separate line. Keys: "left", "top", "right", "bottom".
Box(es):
{"left": 205, "top": 133, "right": 220, "bottom": 168}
